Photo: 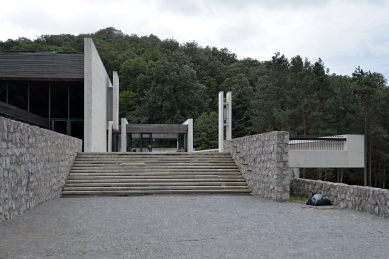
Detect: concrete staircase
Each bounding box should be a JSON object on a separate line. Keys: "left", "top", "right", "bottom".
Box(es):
{"left": 61, "top": 152, "right": 250, "bottom": 196}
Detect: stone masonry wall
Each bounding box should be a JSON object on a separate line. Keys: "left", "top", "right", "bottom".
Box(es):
{"left": 0, "top": 117, "right": 82, "bottom": 223}
{"left": 291, "top": 178, "right": 389, "bottom": 218}
{"left": 224, "top": 131, "right": 290, "bottom": 202}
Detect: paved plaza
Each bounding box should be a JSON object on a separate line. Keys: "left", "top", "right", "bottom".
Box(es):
{"left": 0, "top": 195, "right": 388, "bottom": 259}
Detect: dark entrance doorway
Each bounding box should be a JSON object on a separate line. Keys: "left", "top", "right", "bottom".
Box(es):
{"left": 140, "top": 133, "right": 152, "bottom": 152}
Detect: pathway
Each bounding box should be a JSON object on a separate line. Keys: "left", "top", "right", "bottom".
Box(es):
{"left": 0, "top": 195, "right": 388, "bottom": 258}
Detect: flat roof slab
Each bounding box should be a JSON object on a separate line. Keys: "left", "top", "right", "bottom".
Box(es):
{"left": 126, "top": 124, "right": 188, "bottom": 134}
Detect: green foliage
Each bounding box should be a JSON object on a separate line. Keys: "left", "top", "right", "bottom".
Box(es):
{"left": 2, "top": 27, "right": 389, "bottom": 188}
{"left": 193, "top": 111, "right": 218, "bottom": 150}
{"left": 119, "top": 90, "right": 137, "bottom": 122}
{"left": 119, "top": 57, "right": 148, "bottom": 92}
{"left": 135, "top": 52, "right": 208, "bottom": 124}
{"left": 250, "top": 52, "right": 290, "bottom": 133}
{"left": 221, "top": 73, "right": 254, "bottom": 138}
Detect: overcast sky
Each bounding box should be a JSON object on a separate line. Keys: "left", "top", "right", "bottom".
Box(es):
{"left": 1, "top": 0, "right": 389, "bottom": 80}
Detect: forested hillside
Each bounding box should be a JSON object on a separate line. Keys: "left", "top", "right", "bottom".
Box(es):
{"left": 1, "top": 27, "right": 388, "bottom": 188}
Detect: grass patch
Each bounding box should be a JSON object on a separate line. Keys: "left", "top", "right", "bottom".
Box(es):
{"left": 289, "top": 194, "right": 307, "bottom": 203}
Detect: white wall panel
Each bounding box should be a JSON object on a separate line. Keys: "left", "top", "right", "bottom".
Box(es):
{"left": 84, "top": 38, "right": 112, "bottom": 152}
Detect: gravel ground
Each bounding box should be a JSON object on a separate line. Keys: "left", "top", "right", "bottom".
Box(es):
{"left": 0, "top": 195, "right": 388, "bottom": 259}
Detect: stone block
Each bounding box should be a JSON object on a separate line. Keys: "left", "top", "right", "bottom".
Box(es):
{"left": 0, "top": 118, "right": 82, "bottom": 224}
{"left": 291, "top": 178, "right": 389, "bottom": 218}
{"left": 224, "top": 131, "right": 290, "bottom": 202}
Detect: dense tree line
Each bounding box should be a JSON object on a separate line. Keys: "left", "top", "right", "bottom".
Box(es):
{"left": 1, "top": 27, "right": 388, "bottom": 188}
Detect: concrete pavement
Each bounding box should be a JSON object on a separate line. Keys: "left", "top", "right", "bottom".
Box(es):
{"left": 0, "top": 195, "right": 388, "bottom": 259}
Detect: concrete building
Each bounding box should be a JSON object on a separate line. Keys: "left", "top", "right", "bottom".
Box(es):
{"left": 288, "top": 135, "right": 364, "bottom": 168}
{"left": 0, "top": 38, "right": 193, "bottom": 152}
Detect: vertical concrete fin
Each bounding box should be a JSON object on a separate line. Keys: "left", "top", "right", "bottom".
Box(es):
{"left": 218, "top": 91, "right": 224, "bottom": 152}
{"left": 84, "top": 38, "right": 92, "bottom": 152}
{"left": 121, "top": 118, "right": 128, "bottom": 152}
{"left": 113, "top": 72, "right": 119, "bottom": 131}
{"left": 226, "top": 91, "right": 232, "bottom": 140}
{"left": 183, "top": 119, "right": 193, "bottom": 152}
{"left": 83, "top": 37, "right": 110, "bottom": 152}
{"left": 108, "top": 121, "right": 113, "bottom": 152}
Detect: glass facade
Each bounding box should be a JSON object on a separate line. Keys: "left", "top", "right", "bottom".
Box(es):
{"left": 8, "top": 81, "right": 28, "bottom": 110}
{"left": 29, "top": 81, "right": 49, "bottom": 118}
{"left": 51, "top": 81, "right": 69, "bottom": 119}
{"left": 0, "top": 81, "right": 7, "bottom": 103}
{"left": 0, "top": 80, "right": 84, "bottom": 142}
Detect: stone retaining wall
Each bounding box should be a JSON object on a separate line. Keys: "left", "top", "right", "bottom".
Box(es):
{"left": 0, "top": 117, "right": 82, "bottom": 223}
{"left": 291, "top": 178, "right": 389, "bottom": 218}
{"left": 224, "top": 131, "right": 290, "bottom": 202}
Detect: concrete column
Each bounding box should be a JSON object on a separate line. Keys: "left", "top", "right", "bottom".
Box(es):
{"left": 218, "top": 91, "right": 224, "bottom": 152}
{"left": 113, "top": 72, "right": 119, "bottom": 131}
{"left": 183, "top": 119, "right": 193, "bottom": 152}
{"left": 121, "top": 118, "right": 128, "bottom": 152}
{"left": 107, "top": 121, "right": 113, "bottom": 152}
{"left": 226, "top": 91, "right": 232, "bottom": 140}
{"left": 84, "top": 38, "right": 92, "bottom": 152}
{"left": 292, "top": 168, "right": 299, "bottom": 179}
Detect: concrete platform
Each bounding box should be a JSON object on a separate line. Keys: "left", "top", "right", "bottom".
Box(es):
{"left": 0, "top": 195, "right": 388, "bottom": 259}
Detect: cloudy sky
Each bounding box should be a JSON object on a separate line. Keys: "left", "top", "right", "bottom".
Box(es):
{"left": 1, "top": 0, "right": 389, "bottom": 80}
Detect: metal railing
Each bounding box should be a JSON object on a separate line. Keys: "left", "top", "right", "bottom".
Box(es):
{"left": 289, "top": 135, "right": 346, "bottom": 151}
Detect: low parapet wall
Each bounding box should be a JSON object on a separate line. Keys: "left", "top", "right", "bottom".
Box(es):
{"left": 224, "top": 131, "right": 291, "bottom": 202}
{"left": 0, "top": 117, "right": 82, "bottom": 223}
{"left": 292, "top": 179, "right": 389, "bottom": 218}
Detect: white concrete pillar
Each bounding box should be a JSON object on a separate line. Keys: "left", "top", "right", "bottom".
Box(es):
{"left": 108, "top": 121, "right": 113, "bottom": 152}
{"left": 292, "top": 168, "right": 299, "bottom": 179}
{"left": 113, "top": 72, "right": 119, "bottom": 131}
{"left": 183, "top": 119, "right": 193, "bottom": 152}
{"left": 218, "top": 91, "right": 224, "bottom": 152}
{"left": 226, "top": 91, "right": 232, "bottom": 140}
{"left": 84, "top": 38, "right": 92, "bottom": 152}
{"left": 121, "top": 118, "right": 128, "bottom": 152}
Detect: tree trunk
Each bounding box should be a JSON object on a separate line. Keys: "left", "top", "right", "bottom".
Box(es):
{"left": 337, "top": 168, "right": 340, "bottom": 183}
{"left": 302, "top": 115, "right": 306, "bottom": 179}
{"left": 324, "top": 171, "right": 327, "bottom": 181}
{"left": 340, "top": 168, "right": 344, "bottom": 183}
{"left": 383, "top": 165, "right": 386, "bottom": 189}
{"left": 317, "top": 169, "right": 322, "bottom": 181}
{"left": 374, "top": 163, "right": 377, "bottom": 188}
{"left": 369, "top": 128, "right": 372, "bottom": 187}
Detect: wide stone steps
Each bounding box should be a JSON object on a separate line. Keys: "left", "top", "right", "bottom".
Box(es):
{"left": 70, "top": 167, "right": 239, "bottom": 171}
{"left": 68, "top": 171, "right": 241, "bottom": 175}
{"left": 61, "top": 152, "right": 250, "bottom": 196}
{"left": 68, "top": 175, "right": 244, "bottom": 182}
{"left": 64, "top": 182, "right": 247, "bottom": 187}
{"left": 61, "top": 190, "right": 248, "bottom": 195}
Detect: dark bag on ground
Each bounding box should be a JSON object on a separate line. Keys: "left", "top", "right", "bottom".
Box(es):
{"left": 306, "top": 191, "right": 332, "bottom": 206}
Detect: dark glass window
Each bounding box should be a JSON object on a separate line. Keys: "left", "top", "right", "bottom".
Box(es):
{"left": 8, "top": 81, "right": 28, "bottom": 110}
{"left": 29, "top": 81, "right": 49, "bottom": 118}
{"left": 69, "top": 82, "right": 84, "bottom": 118}
{"left": 50, "top": 82, "right": 68, "bottom": 118}
{"left": 53, "top": 120, "right": 68, "bottom": 135}
{"left": 0, "top": 81, "right": 7, "bottom": 103}
{"left": 70, "top": 120, "right": 83, "bottom": 140}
